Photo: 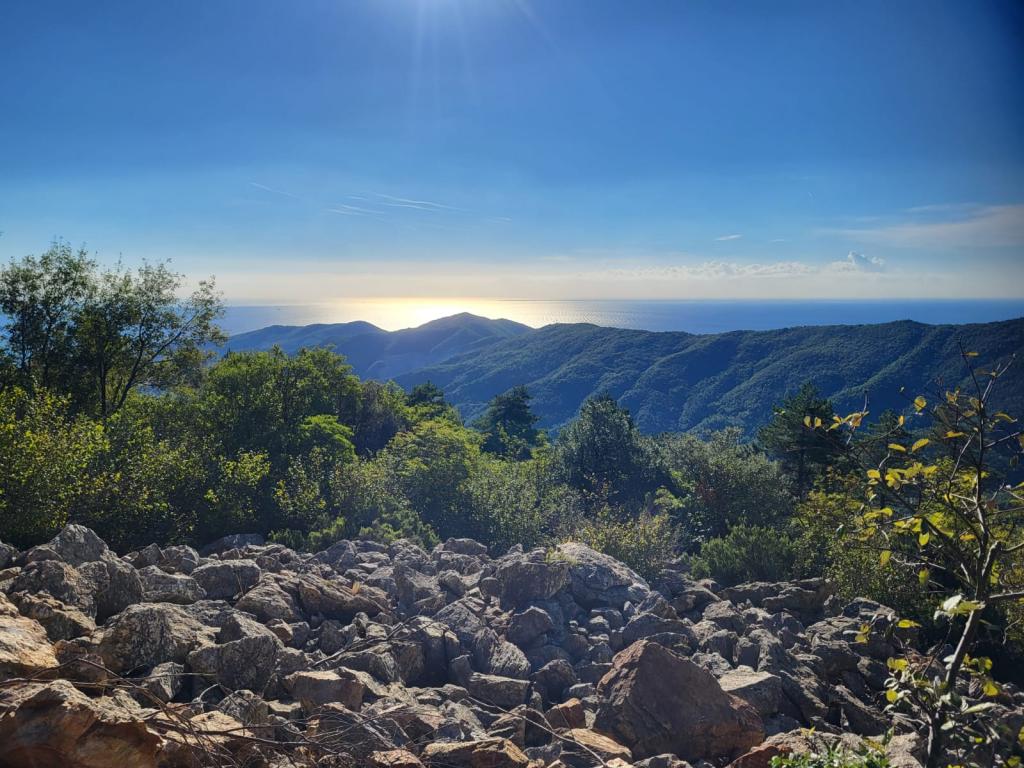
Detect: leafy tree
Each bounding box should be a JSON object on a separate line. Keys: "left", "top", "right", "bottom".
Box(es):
{"left": 0, "top": 241, "right": 92, "bottom": 392}
{"left": 822, "top": 351, "right": 1024, "bottom": 767}
{"left": 758, "top": 382, "right": 845, "bottom": 497}
{"left": 351, "top": 380, "right": 410, "bottom": 454}
{"left": 0, "top": 388, "right": 105, "bottom": 546}
{"left": 660, "top": 428, "right": 793, "bottom": 541}
{"left": 474, "top": 385, "right": 543, "bottom": 459}
{"left": 576, "top": 508, "right": 680, "bottom": 582}
{"left": 557, "top": 396, "right": 669, "bottom": 509}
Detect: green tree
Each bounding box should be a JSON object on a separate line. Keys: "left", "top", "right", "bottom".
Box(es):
{"left": 691, "top": 524, "right": 796, "bottom": 586}
{"left": 757, "top": 382, "right": 845, "bottom": 497}
{"left": 474, "top": 385, "right": 542, "bottom": 459}
{"left": 660, "top": 428, "right": 793, "bottom": 541}
{"left": 557, "top": 396, "right": 669, "bottom": 509}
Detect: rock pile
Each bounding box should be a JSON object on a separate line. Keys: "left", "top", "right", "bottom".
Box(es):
{"left": 0, "top": 525, "right": 1019, "bottom": 767}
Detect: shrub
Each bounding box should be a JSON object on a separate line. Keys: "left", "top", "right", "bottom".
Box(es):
{"left": 691, "top": 524, "right": 796, "bottom": 586}
{"left": 770, "top": 742, "right": 890, "bottom": 767}
{"left": 575, "top": 508, "right": 680, "bottom": 582}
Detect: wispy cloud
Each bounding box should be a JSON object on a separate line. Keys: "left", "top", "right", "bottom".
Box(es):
{"left": 249, "top": 182, "right": 299, "bottom": 199}
{"left": 325, "top": 203, "right": 387, "bottom": 217}
{"left": 832, "top": 203, "right": 1024, "bottom": 248}
{"left": 715, "top": 233, "right": 743, "bottom": 241}
{"left": 364, "top": 192, "right": 466, "bottom": 212}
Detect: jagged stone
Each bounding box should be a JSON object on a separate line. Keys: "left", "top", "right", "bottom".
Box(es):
{"left": 191, "top": 559, "right": 261, "bottom": 600}
{"left": 138, "top": 566, "right": 206, "bottom": 604}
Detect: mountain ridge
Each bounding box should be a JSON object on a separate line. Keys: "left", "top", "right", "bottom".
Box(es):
{"left": 229, "top": 313, "right": 1024, "bottom": 436}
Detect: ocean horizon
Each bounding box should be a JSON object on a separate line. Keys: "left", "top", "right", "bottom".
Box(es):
{"left": 220, "top": 298, "right": 1024, "bottom": 337}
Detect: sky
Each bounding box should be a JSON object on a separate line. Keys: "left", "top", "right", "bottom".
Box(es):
{"left": 1, "top": 0, "right": 1023, "bottom": 302}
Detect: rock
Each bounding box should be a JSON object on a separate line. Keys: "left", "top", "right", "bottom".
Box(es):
{"left": 236, "top": 576, "right": 302, "bottom": 622}
{"left": 12, "top": 591, "right": 96, "bottom": 641}
{"left": 562, "top": 729, "right": 633, "bottom": 765}
{"left": 186, "top": 630, "right": 280, "bottom": 691}
{"left": 546, "top": 697, "right": 586, "bottom": 730}
{"left": 0, "top": 539, "right": 17, "bottom": 569}
{"left": 137, "top": 566, "right": 205, "bottom": 604}
{"left": 285, "top": 669, "right": 366, "bottom": 712}
{"left": 421, "top": 738, "right": 530, "bottom": 767}
{"left": 556, "top": 542, "right": 649, "bottom": 607}
{"left": 96, "top": 603, "right": 214, "bottom": 672}
{"left": 719, "top": 667, "right": 783, "bottom": 718}
{"left": 11, "top": 560, "right": 95, "bottom": 617}
{"left": 595, "top": 640, "right": 764, "bottom": 762}
{"left": 0, "top": 679, "right": 161, "bottom": 768}
{"left": 508, "top": 606, "right": 555, "bottom": 648}
{"left": 32, "top": 524, "right": 110, "bottom": 566}
{"left": 77, "top": 556, "right": 144, "bottom": 621}
{"left": 0, "top": 609, "right": 59, "bottom": 677}
{"left": 191, "top": 559, "right": 261, "bottom": 600}
{"left": 199, "top": 532, "right": 265, "bottom": 556}
{"left": 296, "top": 574, "right": 387, "bottom": 619}
{"left": 158, "top": 545, "right": 201, "bottom": 574}
{"left": 371, "top": 749, "right": 425, "bottom": 767}
{"left": 494, "top": 553, "right": 570, "bottom": 607}
{"left": 137, "top": 661, "right": 184, "bottom": 703}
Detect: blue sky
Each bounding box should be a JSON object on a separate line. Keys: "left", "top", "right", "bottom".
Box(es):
{"left": 1, "top": 0, "right": 1022, "bottom": 301}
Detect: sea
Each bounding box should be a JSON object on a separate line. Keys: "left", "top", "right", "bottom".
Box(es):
{"left": 220, "top": 299, "right": 1024, "bottom": 336}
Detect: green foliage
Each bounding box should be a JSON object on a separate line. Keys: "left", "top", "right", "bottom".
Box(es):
{"left": 660, "top": 428, "right": 793, "bottom": 541}
{"left": 0, "top": 387, "right": 105, "bottom": 546}
{"left": 557, "top": 396, "right": 670, "bottom": 509}
{"left": 358, "top": 506, "right": 439, "bottom": 550}
{"left": 769, "top": 742, "right": 890, "bottom": 768}
{"left": 1, "top": 242, "right": 224, "bottom": 418}
{"left": 576, "top": 507, "right": 680, "bottom": 582}
{"left": 691, "top": 524, "right": 796, "bottom": 586}
{"left": 758, "top": 382, "right": 846, "bottom": 497}
{"left": 474, "top": 385, "right": 543, "bottom": 459}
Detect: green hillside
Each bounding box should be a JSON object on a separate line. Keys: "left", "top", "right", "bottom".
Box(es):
{"left": 397, "top": 318, "right": 1024, "bottom": 435}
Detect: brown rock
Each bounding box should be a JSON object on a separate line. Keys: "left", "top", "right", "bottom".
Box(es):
{"left": 595, "top": 640, "right": 764, "bottom": 762}
{"left": 565, "top": 728, "right": 633, "bottom": 763}
{"left": 297, "top": 575, "right": 387, "bottom": 620}
{"left": 0, "top": 680, "right": 161, "bottom": 768}
{"left": 371, "top": 749, "right": 425, "bottom": 767}
{"left": 546, "top": 697, "right": 586, "bottom": 730}
{"left": 0, "top": 611, "right": 59, "bottom": 677}
{"left": 421, "top": 738, "right": 530, "bottom": 767}
{"left": 284, "top": 669, "right": 365, "bottom": 712}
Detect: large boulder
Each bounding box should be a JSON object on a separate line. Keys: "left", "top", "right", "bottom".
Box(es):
{"left": 285, "top": 669, "right": 366, "bottom": 712}
{"left": 595, "top": 640, "right": 764, "bottom": 762}
{"left": 0, "top": 680, "right": 161, "bottom": 768}
{"left": 493, "top": 552, "right": 569, "bottom": 608}
{"left": 11, "top": 592, "right": 96, "bottom": 641}
{"left": 296, "top": 574, "right": 387, "bottom": 620}
{"left": 77, "top": 556, "right": 144, "bottom": 621}
{"left": 555, "top": 542, "right": 649, "bottom": 607}
{"left": 0, "top": 596, "right": 59, "bottom": 677}
{"left": 236, "top": 576, "right": 302, "bottom": 622}
{"left": 26, "top": 524, "right": 110, "bottom": 566}
{"left": 137, "top": 566, "right": 205, "bottom": 604}
{"left": 11, "top": 560, "right": 96, "bottom": 617}
{"left": 95, "top": 603, "right": 215, "bottom": 672}
{"left": 421, "top": 738, "right": 529, "bottom": 767}
{"left": 190, "top": 559, "right": 261, "bottom": 600}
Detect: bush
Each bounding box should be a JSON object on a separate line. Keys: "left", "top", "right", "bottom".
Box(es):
{"left": 575, "top": 508, "right": 680, "bottom": 582}
{"left": 691, "top": 524, "right": 796, "bottom": 586}
{"left": 358, "top": 506, "right": 438, "bottom": 550}
{"left": 770, "top": 742, "right": 890, "bottom": 768}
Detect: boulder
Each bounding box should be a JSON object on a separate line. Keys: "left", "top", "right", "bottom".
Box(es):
{"left": 191, "top": 559, "right": 261, "bottom": 600}
{"left": 555, "top": 542, "right": 649, "bottom": 607}
{"left": 12, "top": 591, "right": 96, "bottom": 641}
{"left": 236, "top": 576, "right": 302, "bottom": 622}
{"left": 719, "top": 667, "right": 783, "bottom": 718}
{"left": 0, "top": 680, "right": 161, "bottom": 768}
{"left": 77, "top": 556, "right": 144, "bottom": 621}
{"left": 0, "top": 609, "right": 59, "bottom": 677}
{"left": 493, "top": 553, "right": 570, "bottom": 607}
{"left": 296, "top": 574, "right": 387, "bottom": 619}
{"left": 30, "top": 524, "right": 110, "bottom": 566}
{"left": 285, "top": 669, "right": 366, "bottom": 712}
{"left": 137, "top": 566, "right": 205, "bottom": 604}
{"left": 421, "top": 738, "right": 529, "bottom": 767}
{"left": 199, "top": 533, "right": 264, "bottom": 556}
{"left": 595, "top": 640, "right": 764, "bottom": 762}
{"left": 95, "top": 603, "right": 214, "bottom": 672}
{"left": 11, "top": 560, "right": 96, "bottom": 617}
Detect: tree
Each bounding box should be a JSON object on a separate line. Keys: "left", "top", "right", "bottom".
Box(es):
{"left": 0, "top": 242, "right": 92, "bottom": 392}
{"left": 824, "top": 351, "right": 1024, "bottom": 767}
{"left": 660, "top": 428, "right": 793, "bottom": 541}
{"left": 474, "top": 385, "right": 542, "bottom": 459}
{"left": 557, "top": 396, "right": 668, "bottom": 509}
{"left": 0, "top": 245, "right": 224, "bottom": 418}
{"left": 758, "top": 382, "right": 845, "bottom": 497}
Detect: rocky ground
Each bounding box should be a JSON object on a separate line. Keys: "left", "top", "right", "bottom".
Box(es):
{"left": 0, "top": 525, "right": 1020, "bottom": 768}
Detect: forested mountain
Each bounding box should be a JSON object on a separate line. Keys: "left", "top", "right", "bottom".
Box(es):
{"left": 227, "top": 312, "right": 530, "bottom": 380}
{"left": 234, "top": 314, "right": 1024, "bottom": 435}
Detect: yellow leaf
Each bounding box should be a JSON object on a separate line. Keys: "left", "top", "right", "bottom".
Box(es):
{"left": 911, "top": 438, "right": 930, "bottom": 452}
{"left": 880, "top": 550, "right": 892, "bottom": 566}
{"left": 914, "top": 396, "right": 927, "bottom": 412}
{"left": 867, "top": 469, "right": 881, "bottom": 480}
{"left": 897, "top": 414, "right": 905, "bottom": 427}
{"left": 983, "top": 680, "right": 1000, "bottom": 697}
{"left": 897, "top": 619, "right": 920, "bottom": 629}
{"left": 813, "top": 416, "right": 822, "bottom": 428}
{"left": 885, "top": 689, "right": 899, "bottom": 703}
{"left": 888, "top": 443, "right": 906, "bottom": 453}
{"left": 945, "top": 431, "right": 965, "bottom": 439}
{"left": 918, "top": 568, "right": 930, "bottom": 586}
{"left": 965, "top": 351, "right": 979, "bottom": 357}
{"left": 919, "top": 532, "right": 930, "bottom": 547}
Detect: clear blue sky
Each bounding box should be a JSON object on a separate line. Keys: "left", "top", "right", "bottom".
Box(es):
{"left": 1, "top": 0, "right": 1022, "bottom": 300}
